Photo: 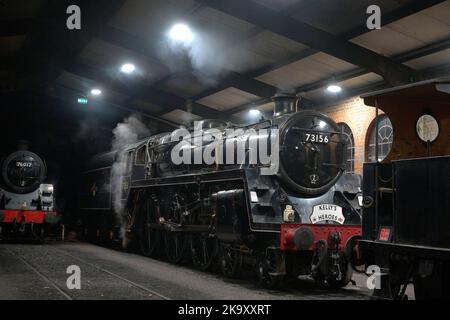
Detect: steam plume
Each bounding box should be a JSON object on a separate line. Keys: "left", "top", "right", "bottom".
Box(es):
{"left": 159, "top": 29, "right": 260, "bottom": 86}
{"left": 110, "top": 114, "right": 150, "bottom": 246}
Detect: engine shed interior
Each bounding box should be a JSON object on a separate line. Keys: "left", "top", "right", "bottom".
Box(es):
{"left": 1, "top": 0, "right": 450, "bottom": 303}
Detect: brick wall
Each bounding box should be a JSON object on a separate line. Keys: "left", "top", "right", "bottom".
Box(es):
{"left": 320, "top": 97, "right": 379, "bottom": 174}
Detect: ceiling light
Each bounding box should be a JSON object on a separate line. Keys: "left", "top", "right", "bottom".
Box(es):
{"left": 90, "top": 88, "right": 102, "bottom": 96}
{"left": 121, "top": 63, "right": 136, "bottom": 74}
{"left": 249, "top": 109, "right": 261, "bottom": 116}
{"left": 169, "top": 23, "right": 194, "bottom": 43}
{"left": 327, "top": 85, "right": 342, "bottom": 93}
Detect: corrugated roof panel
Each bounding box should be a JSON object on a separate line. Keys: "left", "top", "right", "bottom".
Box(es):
{"left": 161, "top": 109, "right": 202, "bottom": 124}
{"left": 232, "top": 109, "right": 249, "bottom": 118}
{"left": 302, "top": 88, "right": 325, "bottom": 102}
{"left": 292, "top": 0, "right": 411, "bottom": 35}
{"left": 191, "top": 6, "right": 257, "bottom": 39}
{"left": 187, "top": 7, "right": 277, "bottom": 74}
{"left": 225, "top": 48, "right": 273, "bottom": 73}
{"left": 310, "top": 52, "right": 357, "bottom": 70}
{"left": 243, "top": 31, "right": 308, "bottom": 63}
{"left": 351, "top": 27, "right": 423, "bottom": 56}
{"left": 179, "top": 30, "right": 276, "bottom": 75}
{"left": 351, "top": 2, "right": 450, "bottom": 57}
{"left": 198, "top": 87, "right": 261, "bottom": 111}
{"left": 338, "top": 72, "right": 383, "bottom": 89}
{"left": 387, "top": 12, "right": 450, "bottom": 44}
{"left": 257, "top": 102, "right": 274, "bottom": 112}
{"left": 405, "top": 48, "right": 450, "bottom": 70}
{"left": 303, "top": 72, "right": 382, "bottom": 101}
{"left": 160, "top": 74, "right": 209, "bottom": 98}
{"left": 419, "top": 1, "right": 450, "bottom": 26}
{"left": 256, "top": 52, "right": 356, "bottom": 89}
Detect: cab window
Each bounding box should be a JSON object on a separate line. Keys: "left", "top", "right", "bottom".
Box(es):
{"left": 125, "top": 151, "right": 133, "bottom": 174}
{"left": 135, "top": 145, "right": 147, "bottom": 165}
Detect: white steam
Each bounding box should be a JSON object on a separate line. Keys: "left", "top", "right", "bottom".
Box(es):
{"left": 110, "top": 115, "right": 150, "bottom": 245}
{"left": 159, "top": 29, "right": 260, "bottom": 86}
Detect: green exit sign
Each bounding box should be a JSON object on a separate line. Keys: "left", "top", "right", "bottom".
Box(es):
{"left": 77, "top": 98, "right": 88, "bottom": 104}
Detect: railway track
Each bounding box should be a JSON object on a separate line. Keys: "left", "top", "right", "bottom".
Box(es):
{"left": 50, "top": 246, "right": 171, "bottom": 300}
{"left": 6, "top": 247, "right": 74, "bottom": 300}
{"left": 1, "top": 242, "right": 374, "bottom": 300}
{"left": 5, "top": 245, "right": 171, "bottom": 300}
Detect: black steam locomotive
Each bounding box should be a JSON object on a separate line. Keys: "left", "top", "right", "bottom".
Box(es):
{"left": 359, "top": 79, "right": 450, "bottom": 299}
{"left": 0, "top": 146, "right": 59, "bottom": 240}
{"left": 81, "top": 94, "right": 362, "bottom": 288}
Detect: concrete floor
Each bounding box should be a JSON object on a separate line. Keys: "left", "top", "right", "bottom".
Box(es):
{"left": 0, "top": 242, "right": 411, "bottom": 300}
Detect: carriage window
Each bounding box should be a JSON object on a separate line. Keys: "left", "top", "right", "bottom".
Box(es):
{"left": 366, "top": 115, "right": 393, "bottom": 162}
{"left": 416, "top": 114, "right": 439, "bottom": 143}
{"left": 338, "top": 123, "right": 355, "bottom": 174}
{"left": 135, "top": 145, "right": 147, "bottom": 165}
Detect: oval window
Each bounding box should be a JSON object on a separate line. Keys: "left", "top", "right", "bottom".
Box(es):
{"left": 416, "top": 114, "right": 439, "bottom": 142}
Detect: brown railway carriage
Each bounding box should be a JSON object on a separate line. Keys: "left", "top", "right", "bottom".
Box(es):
{"left": 364, "top": 80, "right": 450, "bottom": 160}
{"left": 360, "top": 78, "right": 450, "bottom": 300}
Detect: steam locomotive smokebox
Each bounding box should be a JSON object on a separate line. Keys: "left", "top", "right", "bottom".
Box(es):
{"left": 1, "top": 150, "right": 46, "bottom": 194}
{"left": 272, "top": 93, "right": 298, "bottom": 115}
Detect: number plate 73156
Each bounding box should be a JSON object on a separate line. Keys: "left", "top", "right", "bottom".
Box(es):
{"left": 303, "top": 133, "right": 329, "bottom": 144}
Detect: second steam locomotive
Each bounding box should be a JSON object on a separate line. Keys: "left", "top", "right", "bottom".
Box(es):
{"left": 0, "top": 144, "right": 59, "bottom": 240}
{"left": 81, "top": 94, "right": 362, "bottom": 288}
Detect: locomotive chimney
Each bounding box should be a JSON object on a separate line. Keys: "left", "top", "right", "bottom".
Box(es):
{"left": 272, "top": 93, "right": 300, "bottom": 116}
